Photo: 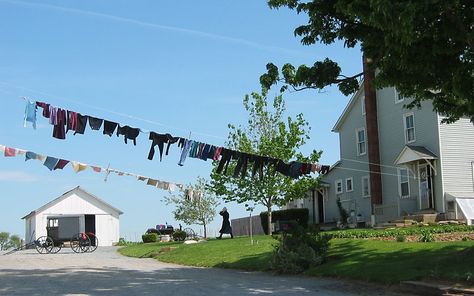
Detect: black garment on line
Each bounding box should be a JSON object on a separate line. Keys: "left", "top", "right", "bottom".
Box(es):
{"left": 88, "top": 116, "right": 103, "bottom": 130}
{"left": 147, "top": 132, "right": 182, "bottom": 161}
{"left": 319, "top": 165, "right": 330, "bottom": 175}
{"left": 52, "top": 108, "right": 67, "bottom": 140}
{"left": 103, "top": 120, "right": 118, "bottom": 136}
{"left": 116, "top": 125, "right": 140, "bottom": 145}
{"left": 74, "top": 113, "right": 88, "bottom": 135}
{"left": 215, "top": 148, "right": 236, "bottom": 175}
{"left": 233, "top": 152, "right": 251, "bottom": 178}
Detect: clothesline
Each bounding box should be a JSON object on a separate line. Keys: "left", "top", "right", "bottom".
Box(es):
{"left": 0, "top": 144, "right": 199, "bottom": 195}
{"left": 23, "top": 98, "right": 330, "bottom": 180}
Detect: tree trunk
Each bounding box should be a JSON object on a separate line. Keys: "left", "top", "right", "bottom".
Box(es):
{"left": 203, "top": 222, "right": 207, "bottom": 238}
{"left": 267, "top": 206, "right": 272, "bottom": 235}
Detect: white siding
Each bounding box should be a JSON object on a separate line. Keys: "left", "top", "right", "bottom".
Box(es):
{"left": 96, "top": 214, "right": 120, "bottom": 246}
{"left": 439, "top": 117, "right": 474, "bottom": 193}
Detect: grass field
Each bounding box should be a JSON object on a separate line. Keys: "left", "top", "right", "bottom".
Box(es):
{"left": 118, "top": 235, "right": 474, "bottom": 283}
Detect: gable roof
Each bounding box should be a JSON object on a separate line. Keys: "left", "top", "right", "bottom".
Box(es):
{"left": 22, "top": 186, "right": 123, "bottom": 219}
{"left": 394, "top": 145, "right": 438, "bottom": 165}
{"left": 332, "top": 83, "right": 365, "bottom": 132}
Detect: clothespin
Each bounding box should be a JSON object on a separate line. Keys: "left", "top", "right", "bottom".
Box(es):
{"left": 104, "top": 163, "right": 111, "bottom": 182}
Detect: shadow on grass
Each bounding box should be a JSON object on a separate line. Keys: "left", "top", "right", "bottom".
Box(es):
{"left": 213, "top": 252, "right": 273, "bottom": 271}
{"left": 309, "top": 240, "right": 474, "bottom": 284}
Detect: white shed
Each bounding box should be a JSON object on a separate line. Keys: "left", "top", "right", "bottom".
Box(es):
{"left": 22, "top": 186, "right": 123, "bottom": 246}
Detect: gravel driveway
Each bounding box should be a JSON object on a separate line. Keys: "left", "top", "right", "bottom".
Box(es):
{"left": 0, "top": 247, "right": 412, "bottom": 296}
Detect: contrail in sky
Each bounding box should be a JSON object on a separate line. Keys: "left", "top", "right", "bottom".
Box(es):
{"left": 0, "top": 0, "right": 311, "bottom": 56}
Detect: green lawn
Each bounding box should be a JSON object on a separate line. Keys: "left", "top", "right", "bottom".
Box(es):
{"left": 309, "top": 239, "right": 474, "bottom": 284}
{"left": 118, "top": 235, "right": 474, "bottom": 284}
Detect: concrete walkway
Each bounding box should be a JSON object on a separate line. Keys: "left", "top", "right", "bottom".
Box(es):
{"left": 0, "top": 247, "right": 412, "bottom": 295}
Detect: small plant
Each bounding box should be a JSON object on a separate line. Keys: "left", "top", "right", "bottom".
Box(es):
{"left": 396, "top": 235, "right": 406, "bottom": 242}
{"left": 172, "top": 230, "right": 187, "bottom": 241}
{"left": 271, "top": 223, "right": 331, "bottom": 274}
{"left": 419, "top": 232, "right": 434, "bottom": 242}
{"left": 142, "top": 233, "right": 158, "bottom": 243}
{"left": 462, "top": 237, "right": 470, "bottom": 241}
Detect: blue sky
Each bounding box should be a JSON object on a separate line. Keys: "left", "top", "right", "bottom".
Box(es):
{"left": 0, "top": 0, "right": 362, "bottom": 239}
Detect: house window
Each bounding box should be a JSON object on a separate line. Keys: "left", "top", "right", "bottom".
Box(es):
{"left": 346, "top": 178, "right": 353, "bottom": 192}
{"left": 361, "top": 96, "right": 366, "bottom": 116}
{"left": 362, "top": 176, "right": 370, "bottom": 197}
{"left": 403, "top": 113, "right": 416, "bottom": 143}
{"left": 356, "top": 128, "right": 366, "bottom": 156}
{"left": 398, "top": 168, "right": 410, "bottom": 198}
{"left": 395, "top": 88, "right": 405, "bottom": 104}
{"left": 335, "top": 179, "right": 343, "bottom": 194}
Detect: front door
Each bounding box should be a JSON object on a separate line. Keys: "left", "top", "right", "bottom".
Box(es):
{"left": 419, "top": 164, "right": 434, "bottom": 209}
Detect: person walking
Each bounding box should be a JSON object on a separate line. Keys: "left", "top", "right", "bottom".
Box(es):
{"left": 217, "top": 207, "right": 233, "bottom": 239}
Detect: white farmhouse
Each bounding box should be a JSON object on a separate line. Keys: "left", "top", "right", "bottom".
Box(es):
{"left": 22, "top": 186, "right": 123, "bottom": 246}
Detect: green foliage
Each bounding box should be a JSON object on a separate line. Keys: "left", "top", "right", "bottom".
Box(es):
{"left": 209, "top": 91, "right": 321, "bottom": 235}
{"left": 0, "top": 232, "right": 21, "bottom": 250}
{"left": 142, "top": 233, "right": 158, "bottom": 243}
{"left": 262, "top": 0, "right": 474, "bottom": 123}
{"left": 419, "top": 232, "right": 435, "bottom": 242}
{"left": 172, "top": 230, "right": 187, "bottom": 241}
{"left": 271, "top": 223, "right": 331, "bottom": 274}
{"left": 462, "top": 237, "right": 470, "bottom": 241}
{"left": 164, "top": 177, "right": 219, "bottom": 238}
{"left": 396, "top": 235, "right": 406, "bottom": 242}
{"left": 325, "top": 224, "right": 474, "bottom": 239}
{"left": 260, "top": 208, "right": 309, "bottom": 235}
{"left": 336, "top": 197, "right": 349, "bottom": 226}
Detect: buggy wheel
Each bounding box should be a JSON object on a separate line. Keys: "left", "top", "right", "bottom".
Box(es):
{"left": 86, "top": 233, "right": 98, "bottom": 252}
{"left": 51, "top": 242, "right": 62, "bottom": 254}
{"left": 183, "top": 228, "right": 196, "bottom": 240}
{"left": 71, "top": 233, "right": 91, "bottom": 253}
{"left": 35, "top": 236, "right": 54, "bottom": 254}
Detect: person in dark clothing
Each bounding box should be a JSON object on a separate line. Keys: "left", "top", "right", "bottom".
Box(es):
{"left": 217, "top": 207, "right": 233, "bottom": 239}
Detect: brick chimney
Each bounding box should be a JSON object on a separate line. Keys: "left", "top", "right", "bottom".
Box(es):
{"left": 362, "top": 55, "right": 383, "bottom": 206}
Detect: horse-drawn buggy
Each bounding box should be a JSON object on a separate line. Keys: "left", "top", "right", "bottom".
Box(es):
{"left": 34, "top": 216, "right": 99, "bottom": 254}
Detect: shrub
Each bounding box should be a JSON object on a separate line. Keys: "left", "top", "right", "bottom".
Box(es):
{"left": 396, "top": 235, "right": 406, "bottom": 242}
{"left": 260, "top": 208, "right": 309, "bottom": 235}
{"left": 142, "top": 233, "right": 158, "bottom": 243}
{"left": 336, "top": 197, "right": 349, "bottom": 226}
{"left": 271, "top": 223, "right": 331, "bottom": 274}
{"left": 172, "top": 230, "right": 187, "bottom": 241}
{"left": 419, "top": 232, "right": 435, "bottom": 242}
{"left": 462, "top": 237, "right": 470, "bottom": 241}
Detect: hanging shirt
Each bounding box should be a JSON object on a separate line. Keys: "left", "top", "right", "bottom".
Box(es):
{"left": 24, "top": 99, "right": 37, "bottom": 129}
{"left": 71, "top": 161, "right": 87, "bottom": 173}
{"left": 178, "top": 139, "right": 192, "bottom": 166}
{"left": 116, "top": 125, "right": 140, "bottom": 145}
{"left": 66, "top": 111, "right": 78, "bottom": 133}
{"left": 74, "top": 113, "right": 88, "bottom": 135}
{"left": 54, "top": 159, "right": 70, "bottom": 170}
{"left": 36, "top": 102, "right": 50, "bottom": 118}
{"left": 103, "top": 120, "right": 118, "bottom": 136}
{"left": 213, "top": 147, "right": 223, "bottom": 161}
{"left": 147, "top": 132, "right": 181, "bottom": 161}
{"left": 43, "top": 156, "right": 60, "bottom": 171}
{"left": 49, "top": 106, "right": 58, "bottom": 125}
{"left": 52, "top": 108, "right": 67, "bottom": 140}
{"left": 88, "top": 116, "right": 103, "bottom": 131}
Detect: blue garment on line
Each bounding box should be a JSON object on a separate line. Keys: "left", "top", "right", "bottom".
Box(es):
{"left": 43, "top": 156, "right": 59, "bottom": 171}
{"left": 25, "top": 151, "right": 38, "bottom": 161}
{"left": 178, "top": 139, "right": 192, "bottom": 166}
{"left": 24, "top": 100, "right": 37, "bottom": 129}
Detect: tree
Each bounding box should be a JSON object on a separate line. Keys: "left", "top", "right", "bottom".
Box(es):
{"left": 209, "top": 91, "right": 321, "bottom": 235}
{"left": 164, "top": 177, "right": 219, "bottom": 238}
{"left": 0, "top": 232, "right": 9, "bottom": 250}
{"left": 261, "top": 0, "right": 474, "bottom": 123}
{"left": 0, "top": 232, "right": 21, "bottom": 250}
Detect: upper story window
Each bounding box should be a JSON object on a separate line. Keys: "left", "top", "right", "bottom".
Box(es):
{"left": 398, "top": 168, "right": 410, "bottom": 198}
{"left": 335, "top": 179, "right": 343, "bottom": 194}
{"left": 356, "top": 128, "right": 366, "bottom": 156}
{"left": 361, "top": 96, "right": 366, "bottom": 116}
{"left": 346, "top": 177, "right": 353, "bottom": 192}
{"left": 395, "top": 88, "right": 405, "bottom": 104}
{"left": 403, "top": 113, "right": 416, "bottom": 143}
{"left": 362, "top": 176, "right": 370, "bottom": 197}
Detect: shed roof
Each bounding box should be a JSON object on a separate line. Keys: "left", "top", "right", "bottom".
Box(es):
{"left": 22, "top": 186, "right": 123, "bottom": 219}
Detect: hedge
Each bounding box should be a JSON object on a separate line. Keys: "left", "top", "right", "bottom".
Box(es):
{"left": 142, "top": 233, "right": 158, "bottom": 243}
{"left": 260, "top": 208, "right": 309, "bottom": 235}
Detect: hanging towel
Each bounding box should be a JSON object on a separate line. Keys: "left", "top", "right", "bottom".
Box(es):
{"left": 36, "top": 154, "right": 46, "bottom": 161}
{"left": 71, "top": 161, "right": 87, "bottom": 173}
{"left": 168, "top": 183, "right": 177, "bottom": 192}
{"left": 88, "top": 116, "right": 103, "bottom": 130}
{"left": 103, "top": 120, "right": 118, "bottom": 136}
{"left": 74, "top": 113, "right": 88, "bottom": 135}
{"left": 16, "top": 149, "right": 27, "bottom": 155}
{"left": 25, "top": 151, "right": 38, "bottom": 161}
{"left": 24, "top": 99, "right": 37, "bottom": 129}
{"left": 137, "top": 176, "right": 147, "bottom": 182}
{"left": 91, "top": 166, "right": 102, "bottom": 173}
{"left": 43, "top": 157, "right": 60, "bottom": 171}
{"left": 147, "top": 178, "right": 158, "bottom": 186}
{"left": 54, "top": 159, "right": 70, "bottom": 170}
{"left": 4, "top": 147, "right": 16, "bottom": 157}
